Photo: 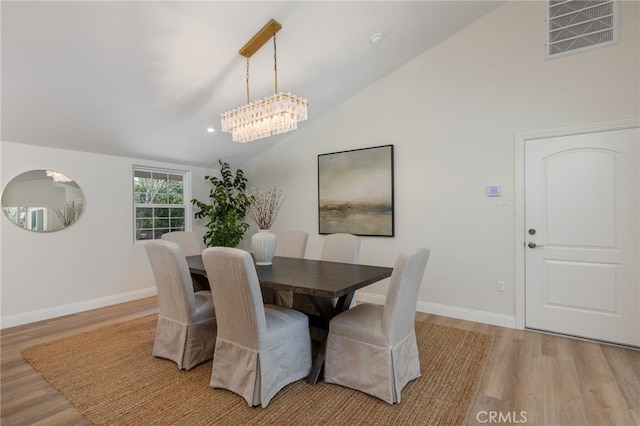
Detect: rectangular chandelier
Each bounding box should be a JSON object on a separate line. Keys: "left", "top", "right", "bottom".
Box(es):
{"left": 221, "top": 92, "right": 307, "bottom": 143}
{"left": 221, "top": 19, "right": 308, "bottom": 143}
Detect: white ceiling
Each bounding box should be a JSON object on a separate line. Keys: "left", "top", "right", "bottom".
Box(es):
{"left": 1, "top": 1, "right": 503, "bottom": 168}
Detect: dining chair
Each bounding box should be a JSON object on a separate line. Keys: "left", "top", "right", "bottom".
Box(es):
{"left": 320, "top": 233, "right": 361, "bottom": 263}
{"left": 272, "top": 230, "right": 309, "bottom": 307}
{"left": 292, "top": 233, "right": 361, "bottom": 314}
{"left": 324, "top": 247, "right": 430, "bottom": 404}
{"left": 161, "top": 231, "right": 203, "bottom": 256}
{"left": 161, "top": 231, "right": 209, "bottom": 291}
{"left": 145, "top": 240, "right": 217, "bottom": 370}
{"left": 202, "top": 246, "right": 312, "bottom": 408}
{"left": 274, "top": 230, "right": 308, "bottom": 258}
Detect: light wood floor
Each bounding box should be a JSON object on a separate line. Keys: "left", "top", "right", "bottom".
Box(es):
{"left": 1, "top": 297, "right": 638, "bottom": 425}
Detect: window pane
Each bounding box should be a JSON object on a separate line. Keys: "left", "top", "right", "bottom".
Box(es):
{"left": 154, "top": 229, "right": 170, "bottom": 239}
{"left": 170, "top": 208, "right": 185, "bottom": 218}
{"left": 155, "top": 208, "right": 169, "bottom": 218}
{"left": 3, "top": 207, "right": 17, "bottom": 223}
{"left": 136, "top": 218, "right": 153, "bottom": 228}
{"left": 134, "top": 168, "right": 188, "bottom": 241}
{"left": 134, "top": 192, "right": 146, "bottom": 203}
{"left": 17, "top": 207, "right": 27, "bottom": 227}
{"left": 170, "top": 218, "right": 185, "bottom": 229}
{"left": 137, "top": 230, "right": 152, "bottom": 240}
{"left": 136, "top": 207, "right": 153, "bottom": 218}
{"left": 152, "top": 175, "right": 168, "bottom": 204}
{"left": 154, "top": 218, "right": 169, "bottom": 228}
{"left": 168, "top": 194, "right": 184, "bottom": 204}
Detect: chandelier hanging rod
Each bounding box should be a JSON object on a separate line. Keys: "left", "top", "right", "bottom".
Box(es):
{"left": 239, "top": 19, "right": 282, "bottom": 103}
{"left": 239, "top": 19, "right": 282, "bottom": 58}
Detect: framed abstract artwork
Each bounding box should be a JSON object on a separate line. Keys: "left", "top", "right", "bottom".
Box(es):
{"left": 318, "top": 144, "right": 394, "bottom": 237}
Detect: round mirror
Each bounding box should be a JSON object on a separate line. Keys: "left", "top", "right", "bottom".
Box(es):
{"left": 1, "top": 170, "right": 85, "bottom": 232}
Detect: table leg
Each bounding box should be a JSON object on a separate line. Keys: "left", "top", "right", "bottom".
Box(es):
{"left": 335, "top": 293, "right": 354, "bottom": 313}
{"left": 308, "top": 295, "right": 337, "bottom": 320}
{"left": 305, "top": 292, "right": 355, "bottom": 385}
{"left": 306, "top": 328, "right": 327, "bottom": 385}
{"left": 190, "top": 273, "right": 210, "bottom": 291}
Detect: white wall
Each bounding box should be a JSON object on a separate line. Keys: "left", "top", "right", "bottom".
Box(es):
{"left": 0, "top": 141, "right": 214, "bottom": 327}
{"left": 241, "top": 1, "right": 640, "bottom": 327}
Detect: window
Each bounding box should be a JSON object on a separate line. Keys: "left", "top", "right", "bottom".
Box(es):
{"left": 133, "top": 167, "right": 190, "bottom": 242}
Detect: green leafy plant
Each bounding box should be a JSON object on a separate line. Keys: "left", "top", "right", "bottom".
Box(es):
{"left": 191, "top": 160, "right": 252, "bottom": 247}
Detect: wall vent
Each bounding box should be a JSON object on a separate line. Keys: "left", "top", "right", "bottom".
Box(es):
{"left": 546, "top": 0, "right": 619, "bottom": 59}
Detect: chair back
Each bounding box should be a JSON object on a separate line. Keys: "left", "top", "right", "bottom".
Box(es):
{"left": 274, "top": 230, "right": 308, "bottom": 258}
{"left": 382, "top": 248, "right": 430, "bottom": 344}
{"left": 202, "top": 247, "right": 266, "bottom": 350}
{"left": 321, "top": 233, "right": 361, "bottom": 264}
{"left": 145, "top": 240, "right": 197, "bottom": 323}
{"left": 161, "top": 231, "right": 203, "bottom": 257}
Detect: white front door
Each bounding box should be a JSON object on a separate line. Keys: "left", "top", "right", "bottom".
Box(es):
{"left": 525, "top": 127, "right": 639, "bottom": 347}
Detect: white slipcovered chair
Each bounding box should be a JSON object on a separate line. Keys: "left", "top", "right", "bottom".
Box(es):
{"left": 292, "top": 233, "right": 361, "bottom": 314}
{"left": 273, "top": 230, "right": 309, "bottom": 306}
{"left": 145, "top": 240, "right": 217, "bottom": 370}
{"left": 274, "top": 230, "right": 308, "bottom": 258}
{"left": 202, "top": 246, "right": 312, "bottom": 408}
{"left": 161, "top": 231, "right": 203, "bottom": 256}
{"left": 161, "top": 231, "right": 208, "bottom": 290}
{"left": 320, "top": 233, "right": 361, "bottom": 263}
{"left": 324, "top": 247, "right": 430, "bottom": 404}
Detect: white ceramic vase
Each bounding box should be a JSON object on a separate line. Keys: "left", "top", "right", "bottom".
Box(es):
{"left": 252, "top": 229, "right": 277, "bottom": 266}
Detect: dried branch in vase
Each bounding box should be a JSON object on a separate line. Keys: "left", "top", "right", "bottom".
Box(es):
{"left": 55, "top": 204, "right": 83, "bottom": 227}
{"left": 247, "top": 185, "right": 286, "bottom": 230}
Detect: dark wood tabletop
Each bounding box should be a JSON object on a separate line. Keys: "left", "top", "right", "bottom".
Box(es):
{"left": 186, "top": 255, "right": 393, "bottom": 298}
{"left": 186, "top": 254, "right": 393, "bottom": 384}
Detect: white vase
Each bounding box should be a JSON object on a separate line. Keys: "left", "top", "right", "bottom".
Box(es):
{"left": 252, "top": 229, "right": 277, "bottom": 266}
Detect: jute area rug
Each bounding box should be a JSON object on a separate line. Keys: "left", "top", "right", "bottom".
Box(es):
{"left": 22, "top": 315, "right": 493, "bottom": 426}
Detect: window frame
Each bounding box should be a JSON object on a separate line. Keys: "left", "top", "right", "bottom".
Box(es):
{"left": 133, "top": 166, "right": 191, "bottom": 244}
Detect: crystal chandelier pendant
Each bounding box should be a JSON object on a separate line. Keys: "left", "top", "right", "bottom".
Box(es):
{"left": 221, "top": 92, "right": 307, "bottom": 143}
{"left": 220, "top": 19, "right": 307, "bottom": 143}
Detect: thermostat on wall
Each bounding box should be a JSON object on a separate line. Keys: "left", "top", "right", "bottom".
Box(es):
{"left": 487, "top": 185, "right": 501, "bottom": 197}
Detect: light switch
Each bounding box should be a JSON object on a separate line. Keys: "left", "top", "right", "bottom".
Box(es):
{"left": 487, "top": 185, "right": 501, "bottom": 197}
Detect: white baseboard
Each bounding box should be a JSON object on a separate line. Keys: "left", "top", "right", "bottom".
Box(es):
{"left": 0, "top": 287, "right": 158, "bottom": 329}
{"left": 355, "top": 291, "right": 517, "bottom": 329}
{"left": 3, "top": 288, "right": 517, "bottom": 330}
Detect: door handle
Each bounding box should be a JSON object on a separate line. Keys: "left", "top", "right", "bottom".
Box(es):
{"left": 528, "top": 242, "right": 544, "bottom": 249}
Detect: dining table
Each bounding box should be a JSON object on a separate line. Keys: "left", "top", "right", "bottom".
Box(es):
{"left": 186, "top": 255, "right": 393, "bottom": 385}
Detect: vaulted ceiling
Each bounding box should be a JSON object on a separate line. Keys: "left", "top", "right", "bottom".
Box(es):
{"left": 1, "top": 1, "right": 503, "bottom": 168}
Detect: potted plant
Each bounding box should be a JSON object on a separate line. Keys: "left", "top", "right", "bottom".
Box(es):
{"left": 247, "top": 185, "right": 286, "bottom": 265}
{"left": 191, "top": 160, "right": 252, "bottom": 247}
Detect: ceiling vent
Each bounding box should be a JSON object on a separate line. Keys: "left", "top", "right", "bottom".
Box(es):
{"left": 546, "top": 0, "right": 619, "bottom": 59}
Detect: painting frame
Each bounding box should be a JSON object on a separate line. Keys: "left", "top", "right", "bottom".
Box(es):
{"left": 318, "top": 144, "right": 394, "bottom": 237}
